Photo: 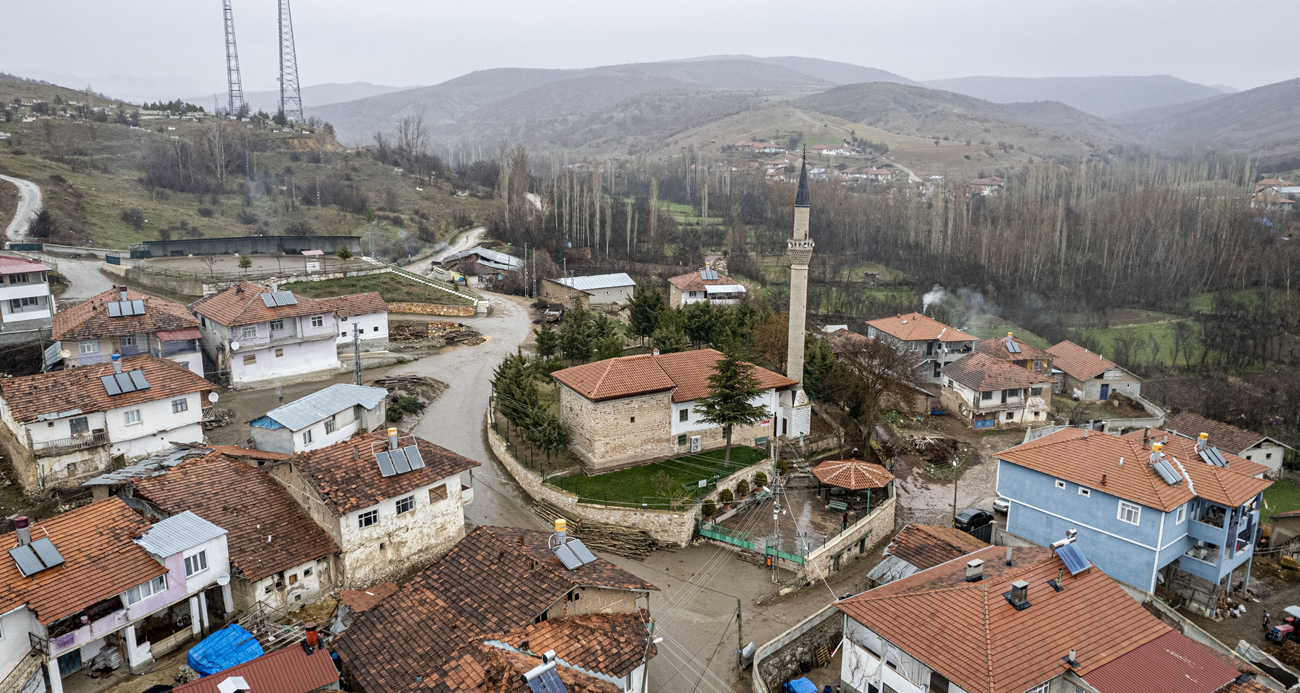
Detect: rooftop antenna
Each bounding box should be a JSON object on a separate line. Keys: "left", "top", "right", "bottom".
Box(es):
{"left": 278, "top": 0, "right": 305, "bottom": 123}
{"left": 221, "top": 0, "right": 245, "bottom": 115}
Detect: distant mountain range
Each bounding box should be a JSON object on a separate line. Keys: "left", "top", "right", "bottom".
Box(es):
{"left": 1111, "top": 77, "right": 1300, "bottom": 156}
{"left": 918, "top": 75, "right": 1231, "bottom": 118}
{"left": 185, "top": 82, "right": 405, "bottom": 116}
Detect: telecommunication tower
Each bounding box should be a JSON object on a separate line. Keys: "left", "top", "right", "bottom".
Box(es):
{"left": 222, "top": 0, "right": 245, "bottom": 115}
{"left": 278, "top": 0, "right": 305, "bottom": 123}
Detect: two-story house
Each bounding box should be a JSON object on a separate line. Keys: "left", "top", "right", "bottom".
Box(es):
{"left": 0, "top": 255, "right": 56, "bottom": 338}
{"left": 996, "top": 427, "right": 1271, "bottom": 613}
{"left": 865, "top": 312, "right": 975, "bottom": 382}
{"left": 0, "top": 499, "right": 230, "bottom": 693}
{"left": 49, "top": 287, "right": 204, "bottom": 376}
{"left": 940, "top": 352, "right": 1055, "bottom": 429}
{"left": 326, "top": 292, "right": 389, "bottom": 351}
{"left": 551, "top": 349, "right": 796, "bottom": 471}
{"left": 667, "top": 269, "right": 747, "bottom": 307}
{"left": 0, "top": 355, "right": 212, "bottom": 490}
{"left": 190, "top": 282, "right": 340, "bottom": 387}
{"left": 1047, "top": 339, "right": 1142, "bottom": 401}
{"left": 972, "top": 332, "right": 1053, "bottom": 375}
{"left": 265, "top": 428, "right": 479, "bottom": 587}
{"left": 1167, "top": 410, "right": 1294, "bottom": 479}
{"left": 250, "top": 384, "right": 389, "bottom": 454}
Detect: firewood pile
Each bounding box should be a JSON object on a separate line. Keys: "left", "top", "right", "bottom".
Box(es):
{"left": 532, "top": 500, "right": 659, "bottom": 558}
{"left": 388, "top": 321, "right": 484, "bottom": 346}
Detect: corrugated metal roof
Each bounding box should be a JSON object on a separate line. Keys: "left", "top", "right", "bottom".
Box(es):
{"left": 443, "top": 246, "right": 523, "bottom": 270}
{"left": 1082, "top": 630, "right": 1239, "bottom": 693}
{"left": 135, "top": 511, "right": 226, "bottom": 557}
{"left": 704, "top": 283, "right": 746, "bottom": 294}
{"left": 171, "top": 643, "right": 339, "bottom": 693}
{"left": 82, "top": 445, "right": 212, "bottom": 486}
{"left": 555, "top": 273, "right": 635, "bottom": 292}
{"left": 259, "top": 383, "right": 388, "bottom": 432}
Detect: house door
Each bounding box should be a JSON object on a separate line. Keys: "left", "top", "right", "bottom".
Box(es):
{"left": 782, "top": 418, "right": 788, "bottom": 436}
{"left": 57, "top": 650, "right": 82, "bottom": 677}
{"left": 1099, "top": 384, "right": 1110, "bottom": 400}
{"left": 1000, "top": 389, "right": 1008, "bottom": 404}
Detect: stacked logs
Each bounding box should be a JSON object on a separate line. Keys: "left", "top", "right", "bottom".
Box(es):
{"left": 532, "top": 500, "right": 658, "bottom": 558}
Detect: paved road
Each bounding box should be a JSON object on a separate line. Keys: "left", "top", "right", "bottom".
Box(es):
{"left": 882, "top": 157, "right": 921, "bottom": 183}
{"left": 428, "top": 226, "right": 485, "bottom": 264}
{"left": 0, "top": 174, "right": 41, "bottom": 241}
{"left": 55, "top": 256, "right": 116, "bottom": 301}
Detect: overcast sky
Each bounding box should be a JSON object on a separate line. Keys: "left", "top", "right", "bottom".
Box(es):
{"left": 2, "top": 0, "right": 1286, "bottom": 100}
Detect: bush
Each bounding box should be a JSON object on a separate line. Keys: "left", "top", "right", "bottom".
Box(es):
{"left": 736, "top": 479, "right": 750, "bottom": 497}
{"left": 387, "top": 395, "right": 427, "bottom": 421}
{"left": 120, "top": 208, "right": 145, "bottom": 230}
{"left": 197, "top": 207, "right": 214, "bottom": 218}
{"left": 754, "top": 471, "right": 768, "bottom": 488}
{"left": 719, "top": 488, "right": 734, "bottom": 504}
{"left": 237, "top": 210, "right": 257, "bottom": 225}
{"left": 775, "top": 459, "right": 788, "bottom": 475}
{"left": 49, "top": 174, "right": 67, "bottom": 185}
{"left": 701, "top": 499, "right": 717, "bottom": 518}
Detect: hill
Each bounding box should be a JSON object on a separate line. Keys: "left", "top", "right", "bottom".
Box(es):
{"left": 192, "top": 82, "right": 406, "bottom": 116}
{"left": 920, "top": 75, "right": 1227, "bottom": 117}
{"left": 678, "top": 55, "right": 915, "bottom": 86}
{"left": 1110, "top": 78, "right": 1300, "bottom": 156}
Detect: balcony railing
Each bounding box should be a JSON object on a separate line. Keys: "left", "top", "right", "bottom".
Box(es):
{"left": 33, "top": 431, "right": 108, "bottom": 458}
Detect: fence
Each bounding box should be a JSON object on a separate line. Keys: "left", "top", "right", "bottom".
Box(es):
{"left": 700, "top": 521, "right": 754, "bottom": 551}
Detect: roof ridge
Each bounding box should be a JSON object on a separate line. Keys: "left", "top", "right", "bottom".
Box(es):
{"left": 981, "top": 581, "right": 994, "bottom": 693}
{"left": 589, "top": 359, "right": 618, "bottom": 400}
{"left": 233, "top": 282, "right": 264, "bottom": 320}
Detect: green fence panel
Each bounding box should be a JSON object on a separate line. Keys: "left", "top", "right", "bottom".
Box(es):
{"left": 8, "top": 243, "right": 43, "bottom": 252}
{"left": 105, "top": 254, "right": 121, "bottom": 265}
{"left": 700, "top": 522, "right": 754, "bottom": 551}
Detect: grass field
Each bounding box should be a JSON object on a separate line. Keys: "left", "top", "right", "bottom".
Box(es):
{"left": 966, "top": 319, "right": 1052, "bottom": 350}
{"left": 1264, "top": 479, "right": 1300, "bottom": 524}
{"left": 551, "top": 446, "right": 767, "bottom": 507}
{"left": 1077, "top": 322, "right": 1179, "bottom": 368}
{"left": 284, "top": 272, "right": 473, "bottom": 305}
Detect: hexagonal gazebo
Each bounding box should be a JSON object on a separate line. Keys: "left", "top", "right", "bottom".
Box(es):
{"left": 812, "top": 458, "right": 895, "bottom": 519}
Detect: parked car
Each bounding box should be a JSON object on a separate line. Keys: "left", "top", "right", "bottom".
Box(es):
{"left": 543, "top": 304, "right": 564, "bottom": 322}
{"left": 993, "top": 497, "right": 1010, "bottom": 514}
{"left": 953, "top": 508, "right": 994, "bottom": 534}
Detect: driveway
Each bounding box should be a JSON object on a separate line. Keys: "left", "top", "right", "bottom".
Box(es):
{"left": 0, "top": 174, "right": 41, "bottom": 241}
{"left": 54, "top": 256, "right": 116, "bottom": 301}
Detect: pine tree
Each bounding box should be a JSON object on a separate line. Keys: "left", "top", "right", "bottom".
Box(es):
{"left": 627, "top": 284, "right": 666, "bottom": 345}
{"left": 533, "top": 321, "right": 560, "bottom": 358}
{"left": 682, "top": 301, "right": 716, "bottom": 348}
{"left": 491, "top": 351, "right": 541, "bottom": 429}
{"left": 696, "top": 350, "right": 769, "bottom": 468}
{"left": 559, "top": 307, "right": 594, "bottom": 363}
{"left": 802, "top": 335, "right": 836, "bottom": 402}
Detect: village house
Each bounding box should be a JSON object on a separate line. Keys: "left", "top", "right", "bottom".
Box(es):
{"left": 1048, "top": 339, "right": 1143, "bottom": 401}
{"left": 837, "top": 542, "right": 1261, "bottom": 693}
{"left": 552, "top": 349, "right": 796, "bottom": 471}
{"left": 1269, "top": 509, "right": 1300, "bottom": 550}
{"left": 865, "top": 312, "right": 976, "bottom": 382}
{"left": 170, "top": 641, "right": 340, "bottom": 693}
{"left": 190, "top": 282, "right": 341, "bottom": 387}
{"left": 940, "top": 352, "right": 1054, "bottom": 429}
{"left": 965, "top": 176, "right": 1003, "bottom": 196}
{"left": 997, "top": 427, "right": 1271, "bottom": 612}
{"left": 734, "top": 140, "right": 786, "bottom": 153}
{"left": 334, "top": 524, "right": 657, "bottom": 693}
{"left": 1166, "top": 410, "right": 1293, "bottom": 478}
{"left": 667, "top": 269, "right": 747, "bottom": 307}
{"left": 0, "top": 499, "right": 231, "bottom": 693}
{"left": 265, "top": 428, "right": 479, "bottom": 587}
{"left": 1256, "top": 177, "right": 1294, "bottom": 192}
{"left": 436, "top": 246, "right": 522, "bottom": 288}
{"left": 540, "top": 272, "right": 637, "bottom": 309}
{"left": 325, "top": 292, "right": 389, "bottom": 351}
{"left": 972, "top": 332, "right": 1053, "bottom": 375}
{"left": 0, "top": 355, "right": 212, "bottom": 490}
{"left": 250, "top": 383, "right": 388, "bottom": 454}
{"left": 129, "top": 447, "right": 341, "bottom": 612}
{"left": 49, "top": 286, "right": 204, "bottom": 376}
{"left": 0, "top": 255, "right": 56, "bottom": 338}
{"left": 864, "top": 523, "right": 988, "bottom": 587}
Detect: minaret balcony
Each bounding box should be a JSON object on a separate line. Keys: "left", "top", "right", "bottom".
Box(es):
{"left": 788, "top": 239, "right": 814, "bottom": 250}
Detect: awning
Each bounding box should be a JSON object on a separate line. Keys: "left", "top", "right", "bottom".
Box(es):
{"left": 704, "top": 284, "right": 746, "bottom": 294}
{"left": 301, "top": 249, "right": 324, "bottom": 256}
{"left": 157, "top": 328, "right": 201, "bottom": 341}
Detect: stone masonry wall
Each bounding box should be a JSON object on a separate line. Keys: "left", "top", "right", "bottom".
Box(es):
{"left": 560, "top": 387, "right": 673, "bottom": 471}
{"left": 800, "top": 496, "right": 897, "bottom": 583}
{"left": 388, "top": 302, "right": 476, "bottom": 317}
{"left": 754, "top": 604, "right": 842, "bottom": 693}
{"left": 489, "top": 426, "right": 695, "bottom": 546}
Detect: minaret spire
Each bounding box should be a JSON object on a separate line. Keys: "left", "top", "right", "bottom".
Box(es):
{"left": 781, "top": 146, "right": 814, "bottom": 438}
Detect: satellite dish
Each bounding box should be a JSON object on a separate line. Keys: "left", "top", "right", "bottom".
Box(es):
{"left": 59, "top": 349, "right": 71, "bottom": 359}
{"left": 208, "top": 392, "right": 219, "bottom": 403}
{"left": 230, "top": 341, "right": 240, "bottom": 351}
{"left": 216, "top": 572, "right": 230, "bottom": 586}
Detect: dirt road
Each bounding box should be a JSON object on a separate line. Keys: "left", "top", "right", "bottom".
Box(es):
{"left": 0, "top": 174, "right": 40, "bottom": 241}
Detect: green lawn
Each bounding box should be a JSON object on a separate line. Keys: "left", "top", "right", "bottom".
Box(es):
{"left": 1264, "top": 478, "right": 1300, "bottom": 524}
{"left": 1077, "top": 322, "right": 1178, "bottom": 368}
{"left": 284, "top": 272, "right": 472, "bottom": 305}
{"left": 966, "top": 319, "right": 1052, "bottom": 350}
{"left": 551, "top": 446, "right": 768, "bottom": 507}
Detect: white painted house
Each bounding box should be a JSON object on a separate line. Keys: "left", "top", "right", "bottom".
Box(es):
{"left": 49, "top": 286, "right": 204, "bottom": 376}
{"left": 0, "top": 355, "right": 212, "bottom": 490}
{"left": 540, "top": 273, "right": 637, "bottom": 308}
{"left": 190, "top": 282, "right": 341, "bottom": 387}
{"left": 939, "top": 352, "right": 1054, "bottom": 430}
{"left": 250, "top": 383, "right": 388, "bottom": 454}
{"left": 326, "top": 292, "right": 389, "bottom": 351}
{"left": 0, "top": 255, "right": 56, "bottom": 337}
{"left": 667, "top": 269, "right": 746, "bottom": 308}
{"left": 865, "top": 312, "right": 977, "bottom": 383}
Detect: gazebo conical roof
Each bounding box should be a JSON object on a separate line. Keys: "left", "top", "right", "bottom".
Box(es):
{"left": 812, "top": 458, "right": 894, "bottom": 490}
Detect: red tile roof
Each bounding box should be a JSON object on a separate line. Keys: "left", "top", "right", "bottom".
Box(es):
{"left": 133, "top": 452, "right": 338, "bottom": 582}
{"left": 490, "top": 612, "right": 653, "bottom": 678}
{"left": 0, "top": 255, "right": 51, "bottom": 274}
{"left": 866, "top": 312, "right": 976, "bottom": 343}
{"left": 325, "top": 291, "right": 388, "bottom": 317}
{"left": 667, "top": 270, "right": 743, "bottom": 293}
{"left": 0, "top": 498, "right": 168, "bottom": 625}
{"left": 171, "top": 644, "right": 339, "bottom": 693}
{"left": 291, "top": 429, "right": 479, "bottom": 516}
{"left": 190, "top": 281, "right": 331, "bottom": 327}
{"left": 942, "top": 352, "right": 1055, "bottom": 392}
{"left": 837, "top": 545, "right": 1171, "bottom": 693}
{"left": 1165, "top": 411, "right": 1286, "bottom": 455}
{"left": 1047, "top": 340, "right": 1122, "bottom": 381}
{"left": 1271, "top": 509, "right": 1300, "bottom": 519}
{"left": 812, "top": 459, "right": 894, "bottom": 490}
{"left": 553, "top": 348, "right": 796, "bottom": 403}
{"left": 52, "top": 287, "right": 199, "bottom": 341}
{"left": 1082, "top": 630, "right": 1239, "bottom": 693}
{"left": 207, "top": 445, "right": 292, "bottom": 461}
{"left": 1218, "top": 680, "right": 1276, "bottom": 693}
{"left": 339, "top": 582, "right": 398, "bottom": 613}
{"left": 0, "top": 355, "right": 212, "bottom": 424}
{"left": 884, "top": 524, "right": 989, "bottom": 572}
{"left": 973, "top": 334, "right": 1052, "bottom": 362}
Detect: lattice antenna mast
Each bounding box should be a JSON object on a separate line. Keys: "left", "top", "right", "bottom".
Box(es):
{"left": 223, "top": 0, "right": 245, "bottom": 115}
{"left": 277, "top": 0, "right": 305, "bottom": 123}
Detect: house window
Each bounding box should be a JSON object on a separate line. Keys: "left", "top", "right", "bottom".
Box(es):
{"left": 8, "top": 273, "right": 28, "bottom": 284}
{"left": 9, "top": 296, "right": 39, "bottom": 312}
{"left": 396, "top": 495, "right": 415, "bottom": 514}
{"left": 270, "top": 319, "right": 284, "bottom": 331}
{"left": 69, "top": 417, "right": 89, "bottom": 435}
{"left": 981, "top": 391, "right": 993, "bottom": 401}
{"left": 373, "top": 326, "right": 379, "bottom": 332}
{"left": 243, "top": 354, "right": 256, "bottom": 366}
{"left": 1266, "top": 453, "right": 1273, "bottom": 460}
{"left": 1055, "top": 479, "right": 1066, "bottom": 490}
{"left": 1030, "top": 387, "right": 1042, "bottom": 396}
{"left": 185, "top": 550, "right": 208, "bottom": 576}
{"left": 121, "top": 334, "right": 136, "bottom": 347}
{"left": 679, "top": 409, "right": 689, "bottom": 422}
{"left": 325, "top": 417, "right": 336, "bottom": 434}
{"left": 200, "top": 316, "right": 206, "bottom": 328}
{"left": 303, "top": 567, "right": 312, "bottom": 577}
{"left": 275, "top": 348, "right": 284, "bottom": 358}
{"left": 678, "top": 434, "right": 687, "bottom": 446}
{"left": 1078, "top": 488, "right": 1091, "bottom": 498}
{"left": 947, "top": 379, "right": 954, "bottom": 388}
{"left": 1176, "top": 504, "right": 1187, "bottom": 523}
{"left": 171, "top": 398, "right": 188, "bottom": 413}
{"left": 1118, "top": 501, "right": 1142, "bottom": 526}
{"left": 341, "top": 331, "right": 347, "bottom": 337}
{"left": 302, "top": 430, "right": 313, "bottom": 445}
{"left": 127, "top": 575, "right": 167, "bottom": 604}
{"left": 79, "top": 341, "right": 98, "bottom": 354}
{"left": 240, "top": 326, "right": 257, "bottom": 340}
{"left": 1005, "top": 412, "right": 1014, "bottom": 420}
{"left": 358, "top": 510, "right": 378, "bottom": 528}
{"left": 311, "top": 315, "right": 324, "bottom": 328}
{"left": 288, "top": 573, "right": 298, "bottom": 585}
{"left": 630, "top": 416, "right": 636, "bottom": 423}
{"left": 124, "top": 409, "right": 142, "bottom": 426}
{"left": 429, "top": 485, "right": 448, "bottom": 504}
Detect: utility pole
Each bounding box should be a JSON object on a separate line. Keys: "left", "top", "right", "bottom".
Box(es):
{"left": 523, "top": 243, "right": 528, "bottom": 299}
{"left": 735, "top": 598, "right": 744, "bottom": 668}
{"left": 532, "top": 245, "right": 537, "bottom": 299}
{"left": 352, "top": 321, "right": 361, "bottom": 385}
{"left": 639, "top": 619, "right": 658, "bottom": 693}
{"left": 950, "top": 457, "right": 959, "bottom": 526}
{"left": 316, "top": 176, "right": 321, "bottom": 209}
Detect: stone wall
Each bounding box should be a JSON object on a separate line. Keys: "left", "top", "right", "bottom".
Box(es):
{"left": 800, "top": 496, "right": 897, "bottom": 583}
{"left": 388, "top": 302, "right": 476, "bottom": 317}
{"left": 560, "top": 387, "right": 673, "bottom": 472}
{"left": 489, "top": 426, "right": 695, "bottom": 546}
{"left": 754, "top": 604, "right": 842, "bottom": 693}
{"left": 702, "top": 459, "right": 775, "bottom": 506}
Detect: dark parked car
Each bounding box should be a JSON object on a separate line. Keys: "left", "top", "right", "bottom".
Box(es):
{"left": 953, "top": 508, "right": 994, "bottom": 534}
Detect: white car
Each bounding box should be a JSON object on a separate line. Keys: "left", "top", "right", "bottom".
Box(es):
{"left": 993, "top": 497, "right": 1010, "bottom": 514}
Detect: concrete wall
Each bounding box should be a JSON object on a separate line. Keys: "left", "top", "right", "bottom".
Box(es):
{"left": 1062, "top": 370, "right": 1142, "bottom": 401}
{"left": 541, "top": 588, "right": 640, "bottom": 621}
{"left": 489, "top": 427, "right": 696, "bottom": 546}
{"left": 1241, "top": 441, "right": 1287, "bottom": 478}
{"left": 230, "top": 337, "right": 340, "bottom": 386}
{"left": 232, "top": 557, "right": 334, "bottom": 612}
{"left": 560, "top": 387, "right": 673, "bottom": 472}
{"left": 336, "top": 311, "right": 388, "bottom": 347}
{"left": 137, "top": 235, "right": 361, "bottom": 257}
{"left": 802, "top": 496, "right": 896, "bottom": 582}
{"left": 753, "top": 605, "right": 842, "bottom": 693}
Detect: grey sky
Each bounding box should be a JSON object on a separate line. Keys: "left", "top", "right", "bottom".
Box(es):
{"left": 2, "top": 0, "right": 1286, "bottom": 100}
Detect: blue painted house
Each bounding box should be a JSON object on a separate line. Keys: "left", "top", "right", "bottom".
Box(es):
{"left": 997, "top": 427, "right": 1271, "bottom": 613}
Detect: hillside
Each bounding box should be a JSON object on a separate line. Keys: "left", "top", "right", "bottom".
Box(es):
{"left": 920, "top": 75, "right": 1227, "bottom": 117}
{"left": 1110, "top": 78, "right": 1300, "bottom": 156}
{"left": 190, "top": 82, "right": 405, "bottom": 116}
{"left": 679, "top": 55, "right": 915, "bottom": 86}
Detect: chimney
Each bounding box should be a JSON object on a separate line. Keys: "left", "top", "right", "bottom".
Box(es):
{"left": 1197, "top": 432, "right": 1209, "bottom": 452}
{"left": 304, "top": 622, "right": 319, "bottom": 650}
{"left": 119, "top": 285, "right": 128, "bottom": 302}
{"left": 1064, "top": 649, "right": 1079, "bottom": 669}
{"left": 14, "top": 517, "right": 31, "bottom": 546}
{"left": 1007, "top": 579, "right": 1031, "bottom": 610}
{"left": 1101, "top": 473, "right": 1107, "bottom": 486}
{"left": 270, "top": 281, "right": 278, "bottom": 293}
{"left": 965, "top": 558, "right": 984, "bottom": 582}
{"left": 1005, "top": 546, "right": 1013, "bottom": 565}
{"left": 554, "top": 518, "right": 567, "bottom": 544}
{"left": 111, "top": 353, "right": 123, "bottom": 374}
{"left": 387, "top": 427, "right": 398, "bottom": 450}
{"left": 652, "top": 348, "right": 660, "bottom": 356}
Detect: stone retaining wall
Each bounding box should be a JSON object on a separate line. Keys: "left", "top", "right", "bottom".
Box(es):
{"left": 488, "top": 427, "right": 696, "bottom": 546}
{"left": 800, "top": 496, "right": 896, "bottom": 583}
{"left": 753, "top": 603, "right": 842, "bottom": 693}
{"left": 388, "top": 301, "right": 476, "bottom": 317}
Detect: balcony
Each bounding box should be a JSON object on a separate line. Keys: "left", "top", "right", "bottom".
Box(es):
{"left": 33, "top": 431, "right": 108, "bottom": 458}
{"left": 461, "top": 483, "right": 474, "bottom": 506}
{"left": 1188, "top": 518, "right": 1228, "bottom": 544}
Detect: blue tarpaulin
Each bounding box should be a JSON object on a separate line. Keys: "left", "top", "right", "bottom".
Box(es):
{"left": 186, "top": 624, "right": 264, "bottom": 676}
{"left": 785, "top": 678, "right": 817, "bottom": 693}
